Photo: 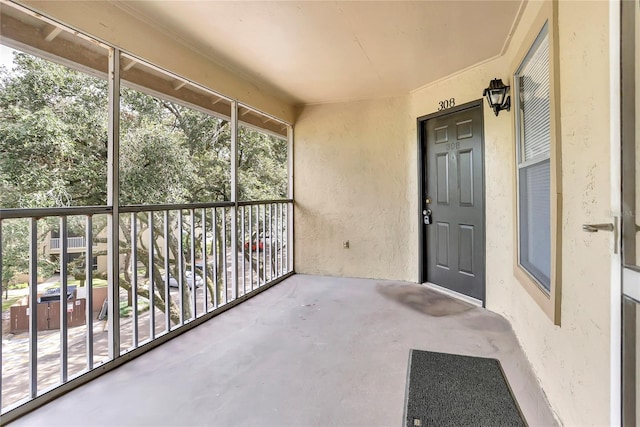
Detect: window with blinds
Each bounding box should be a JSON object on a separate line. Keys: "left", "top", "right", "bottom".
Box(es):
{"left": 516, "top": 23, "right": 551, "bottom": 292}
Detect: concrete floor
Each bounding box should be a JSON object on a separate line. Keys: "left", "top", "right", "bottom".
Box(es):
{"left": 10, "top": 275, "right": 558, "bottom": 426}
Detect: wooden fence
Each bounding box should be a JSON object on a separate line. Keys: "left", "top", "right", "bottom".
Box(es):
{"left": 9, "top": 299, "right": 87, "bottom": 334}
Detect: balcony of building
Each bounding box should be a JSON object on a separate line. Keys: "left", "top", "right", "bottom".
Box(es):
{"left": 0, "top": 0, "right": 631, "bottom": 426}
{"left": 48, "top": 237, "right": 92, "bottom": 252}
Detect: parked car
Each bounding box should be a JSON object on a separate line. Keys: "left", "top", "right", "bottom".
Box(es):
{"left": 38, "top": 286, "right": 77, "bottom": 303}
{"left": 244, "top": 233, "right": 270, "bottom": 252}
{"left": 244, "top": 239, "right": 264, "bottom": 252}
{"left": 162, "top": 271, "right": 203, "bottom": 289}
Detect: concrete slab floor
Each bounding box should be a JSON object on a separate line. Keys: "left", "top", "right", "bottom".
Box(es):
{"left": 9, "top": 275, "right": 558, "bottom": 426}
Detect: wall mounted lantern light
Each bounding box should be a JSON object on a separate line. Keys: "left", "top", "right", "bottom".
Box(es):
{"left": 483, "top": 78, "right": 511, "bottom": 116}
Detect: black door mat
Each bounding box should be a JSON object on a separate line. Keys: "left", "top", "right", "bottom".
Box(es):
{"left": 404, "top": 349, "right": 526, "bottom": 427}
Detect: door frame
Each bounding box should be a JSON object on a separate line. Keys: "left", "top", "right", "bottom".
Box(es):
{"left": 417, "top": 99, "right": 486, "bottom": 305}
{"left": 619, "top": 0, "right": 632, "bottom": 424}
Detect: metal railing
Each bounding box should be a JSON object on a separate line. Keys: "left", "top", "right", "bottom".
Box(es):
{"left": 49, "top": 236, "right": 87, "bottom": 250}
{"left": 0, "top": 199, "right": 293, "bottom": 417}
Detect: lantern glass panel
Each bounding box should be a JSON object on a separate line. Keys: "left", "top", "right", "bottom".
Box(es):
{"left": 489, "top": 89, "right": 504, "bottom": 106}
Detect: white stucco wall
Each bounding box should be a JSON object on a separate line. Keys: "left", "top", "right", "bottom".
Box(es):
{"left": 295, "top": 1, "right": 614, "bottom": 424}
{"left": 520, "top": 1, "right": 612, "bottom": 423}
{"left": 294, "top": 97, "right": 416, "bottom": 280}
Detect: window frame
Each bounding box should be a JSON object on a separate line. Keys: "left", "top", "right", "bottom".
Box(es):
{"left": 511, "top": 1, "right": 562, "bottom": 325}
{"left": 516, "top": 23, "right": 552, "bottom": 291}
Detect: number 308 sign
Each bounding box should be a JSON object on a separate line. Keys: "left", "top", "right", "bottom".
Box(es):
{"left": 437, "top": 98, "right": 456, "bottom": 111}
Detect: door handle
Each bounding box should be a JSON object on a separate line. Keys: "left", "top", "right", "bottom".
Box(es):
{"left": 582, "top": 223, "right": 615, "bottom": 232}
{"left": 582, "top": 220, "right": 619, "bottom": 254}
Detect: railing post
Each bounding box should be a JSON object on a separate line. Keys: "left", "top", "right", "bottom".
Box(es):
{"left": 107, "top": 47, "right": 121, "bottom": 359}
{"left": 241, "top": 206, "right": 246, "bottom": 295}
{"left": 222, "top": 209, "right": 228, "bottom": 304}
{"left": 262, "top": 204, "right": 266, "bottom": 285}
{"left": 254, "top": 206, "right": 258, "bottom": 290}
{"left": 178, "top": 210, "right": 185, "bottom": 325}
{"left": 269, "top": 204, "right": 274, "bottom": 281}
{"left": 189, "top": 209, "right": 196, "bottom": 319}
{"left": 131, "top": 213, "right": 138, "bottom": 347}
{"left": 212, "top": 208, "right": 219, "bottom": 309}
{"left": 85, "top": 215, "right": 94, "bottom": 370}
{"left": 287, "top": 125, "right": 294, "bottom": 273}
{"left": 148, "top": 212, "right": 155, "bottom": 337}
{"left": 59, "top": 216, "right": 68, "bottom": 383}
{"left": 274, "top": 204, "right": 278, "bottom": 278}
{"left": 0, "top": 220, "right": 3, "bottom": 409}
{"left": 28, "top": 218, "right": 38, "bottom": 398}
{"left": 248, "top": 205, "right": 253, "bottom": 290}
{"left": 201, "top": 209, "right": 208, "bottom": 313}
{"left": 231, "top": 101, "right": 238, "bottom": 302}
{"left": 163, "top": 211, "right": 171, "bottom": 330}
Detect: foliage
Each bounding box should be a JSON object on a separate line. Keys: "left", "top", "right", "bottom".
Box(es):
{"left": 119, "top": 123, "right": 194, "bottom": 204}
{"left": 1, "top": 219, "right": 56, "bottom": 298}
{"left": 0, "top": 49, "right": 287, "bottom": 317}
{"left": 2, "top": 295, "right": 21, "bottom": 312}
{"left": 238, "top": 127, "right": 288, "bottom": 200}
{"left": 120, "top": 298, "right": 149, "bottom": 318}
{"left": 45, "top": 278, "right": 108, "bottom": 289}
{"left": 0, "top": 53, "right": 108, "bottom": 208}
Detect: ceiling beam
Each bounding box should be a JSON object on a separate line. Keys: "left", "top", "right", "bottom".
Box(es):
{"left": 173, "top": 80, "right": 187, "bottom": 91}
{"left": 44, "top": 27, "right": 63, "bottom": 42}
{"left": 1, "top": 12, "right": 108, "bottom": 74}
{"left": 123, "top": 59, "right": 137, "bottom": 71}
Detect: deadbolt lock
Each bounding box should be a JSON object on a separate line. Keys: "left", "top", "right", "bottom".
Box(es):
{"left": 423, "top": 209, "right": 432, "bottom": 225}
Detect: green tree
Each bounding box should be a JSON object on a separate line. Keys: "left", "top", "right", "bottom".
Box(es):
{"left": 1, "top": 219, "right": 56, "bottom": 299}
{"left": 238, "top": 127, "right": 288, "bottom": 201}
{"left": 0, "top": 50, "right": 287, "bottom": 322}
{"left": 0, "top": 53, "right": 108, "bottom": 208}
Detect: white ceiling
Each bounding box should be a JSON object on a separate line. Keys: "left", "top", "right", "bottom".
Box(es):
{"left": 115, "top": 1, "right": 524, "bottom": 106}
